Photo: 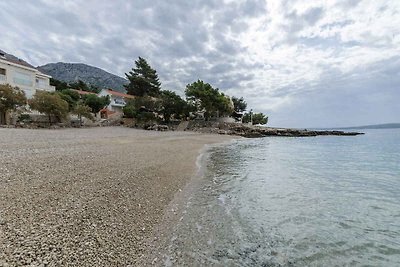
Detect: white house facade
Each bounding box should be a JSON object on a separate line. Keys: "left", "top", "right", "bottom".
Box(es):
{"left": 98, "top": 89, "right": 135, "bottom": 114}
{"left": 0, "top": 49, "right": 55, "bottom": 98}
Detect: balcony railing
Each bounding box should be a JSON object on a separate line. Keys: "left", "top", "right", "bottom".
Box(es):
{"left": 112, "top": 99, "right": 126, "bottom": 106}
{"left": 35, "top": 84, "right": 56, "bottom": 91}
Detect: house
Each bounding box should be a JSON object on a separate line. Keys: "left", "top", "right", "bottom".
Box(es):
{"left": 98, "top": 89, "right": 135, "bottom": 114}
{"left": 0, "top": 49, "right": 55, "bottom": 98}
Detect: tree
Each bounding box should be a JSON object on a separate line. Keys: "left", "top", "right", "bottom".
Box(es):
{"left": 69, "top": 80, "right": 100, "bottom": 93}
{"left": 125, "top": 57, "right": 161, "bottom": 97}
{"left": 50, "top": 78, "right": 68, "bottom": 91}
{"left": 185, "top": 80, "right": 233, "bottom": 119}
{"left": 123, "top": 96, "right": 161, "bottom": 123}
{"left": 242, "top": 111, "right": 268, "bottom": 125}
{"left": 160, "top": 90, "right": 187, "bottom": 122}
{"left": 57, "top": 89, "right": 80, "bottom": 111}
{"left": 232, "top": 97, "right": 247, "bottom": 113}
{"left": 0, "top": 84, "right": 27, "bottom": 124}
{"left": 29, "top": 91, "right": 69, "bottom": 124}
{"left": 73, "top": 103, "right": 94, "bottom": 124}
{"left": 82, "top": 94, "right": 110, "bottom": 114}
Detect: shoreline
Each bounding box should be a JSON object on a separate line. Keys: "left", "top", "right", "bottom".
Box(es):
{"left": 136, "top": 138, "right": 239, "bottom": 265}
{"left": 0, "top": 127, "right": 235, "bottom": 266}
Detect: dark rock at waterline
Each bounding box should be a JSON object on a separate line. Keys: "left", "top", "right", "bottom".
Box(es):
{"left": 183, "top": 121, "right": 364, "bottom": 138}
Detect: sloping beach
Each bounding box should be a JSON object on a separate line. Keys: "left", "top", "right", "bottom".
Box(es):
{"left": 0, "top": 127, "right": 233, "bottom": 266}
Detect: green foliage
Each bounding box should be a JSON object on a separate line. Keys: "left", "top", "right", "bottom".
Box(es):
{"left": 232, "top": 96, "right": 247, "bottom": 113}
{"left": 57, "top": 89, "right": 81, "bottom": 111}
{"left": 50, "top": 78, "right": 68, "bottom": 91}
{"left": 17, "top": 113, "right": 32, "bottom": 123}
{"left": 125, "top": 57, "right": 161, "bottom": 97}
{"left": 185, "top": 80, "right": 233, "bottom": 119}
{"left": 160, "top": 90, "right": 187, "bottom": 122}
{"left": 123, "top": 96, "right": 161, "bottom": 124}
{"left": 29, "top": 91, "right": 69, "bottom": 123}
{"left": 125, "top": 95, "right": 161, "bottom": 113}
{"left": 242, "top": 112, "right": 268, "bottom": 125}
{"left": 73, "top": 103, "right": 94, "bottom": 123}
{"left": 82, "top": 94, "right": 110, "bottom": 114}
{"left": 122, "top": 105, "right": 137, "bottom": 118}
{"left": 136, "top": 111, "right": 157, "bottom": 124}
{"left": 69, "top": 80, "right": 100, "bottom": 93}
{"left": 0, "top": 84, "right": 27, "bottom": 114}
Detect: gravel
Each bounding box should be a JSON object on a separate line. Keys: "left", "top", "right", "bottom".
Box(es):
{"left": 0, "top": 127, "right": 232, "bottom": 266}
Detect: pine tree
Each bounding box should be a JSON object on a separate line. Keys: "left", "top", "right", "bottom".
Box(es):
{"left": 124, "top": 57, "right": 161, "bottom": 97}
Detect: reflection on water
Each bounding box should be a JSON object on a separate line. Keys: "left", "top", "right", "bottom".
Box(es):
{"left": 163, "top": 129, "right": 400, "bottom": 266}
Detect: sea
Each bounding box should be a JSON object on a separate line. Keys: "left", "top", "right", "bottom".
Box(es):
{"left": 161, "top": 129, "right": 400, "bottom": 266}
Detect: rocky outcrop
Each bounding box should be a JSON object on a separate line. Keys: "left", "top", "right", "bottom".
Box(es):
{"left": 183, "top": 121, "right": 364, "bottom": 137}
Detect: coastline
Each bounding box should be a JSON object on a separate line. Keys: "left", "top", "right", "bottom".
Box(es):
{"left": 0, "top": 127, "right": 235, "bottom": 266}
{"left": 135, "top": 138, "right": 239, "bottom": 265}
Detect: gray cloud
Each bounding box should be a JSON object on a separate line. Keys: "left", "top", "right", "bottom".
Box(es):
{"left": 0, "top": 0, "right": 399, "bottom": 127}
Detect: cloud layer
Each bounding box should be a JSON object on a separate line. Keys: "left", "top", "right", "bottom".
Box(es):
{"left": 1, "top": 0, "right": 399, "bottom": 127}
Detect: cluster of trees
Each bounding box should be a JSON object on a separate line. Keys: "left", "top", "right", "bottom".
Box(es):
{"left": 122, "top": 57, "right": 268, "bottom": 125}
{"left": 1, "top": 56, "right": 268, "bottom": 126}
{"left": 51, "top": 78, "right": 100, "bottom": 93}
{"left": 0, "top": 84, "right": 109, "bottom": 124}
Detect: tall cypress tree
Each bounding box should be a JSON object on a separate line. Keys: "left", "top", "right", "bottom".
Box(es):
{"left": 124, "top": 57, "right": 161, "bottom": 97}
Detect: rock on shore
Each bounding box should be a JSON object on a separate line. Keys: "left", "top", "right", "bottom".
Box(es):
{"left": 183, "top": 121, "right": 364, "bottom": 137}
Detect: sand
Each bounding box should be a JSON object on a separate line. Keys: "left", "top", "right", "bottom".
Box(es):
{"left": 0, "top": 127, "right": 233, "bottom": 266}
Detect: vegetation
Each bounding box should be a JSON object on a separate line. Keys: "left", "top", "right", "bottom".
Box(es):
{"left": 232, "top": 97, "right": 247, "bottom": 113}
{"left": 185, "top": 80, "right": 233, "bottom": 120}
{"left": 0, "top": 84, "right": 27, "bottom": 124}
{"left": 69, "top": 80, "right": 100, "bottom": 93}
{"left": 51, "top": 78, "right": 100, "bottom": 93}
{"left": 82, "top": 94, "right": 110, "bottom": 114}
{"left": 57, "top": 89, "right": 80, "bottom": 111}
{"left": 123, "top": 95, "right": 160, "bottom": 120}
{"left": 50, "top": 78, "right": 69, "bottom": 91}
{"left": 73, "top": 104, "right": 94, "bottom": 124}
{"left": 29, "top": 91, "right": 69, "bottom": 124}
{"left": 125, "top": 57, "right": 161, "bottom": 97}
{"left": 242, "top": 112, "right": 268, "bottom": 125}
{"left": 159, "top": 90, "right": 187, "bottom": 122}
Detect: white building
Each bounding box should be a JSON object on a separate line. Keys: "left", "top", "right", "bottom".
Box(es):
{"left": 0, "top": 49, "right": 55, "bottom": 98}
{"left": 98, "top": 89, "right": 135, "bottom": 114}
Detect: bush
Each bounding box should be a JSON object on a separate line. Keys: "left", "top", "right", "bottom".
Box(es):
{"left": 123, "top": 105, "right": 137, "bottom": 118}
{"left": 17, "top": 114, "right": 32, "bottom": 123}
{"left": 29, "top": 91, "right": 69, "bottom": 124}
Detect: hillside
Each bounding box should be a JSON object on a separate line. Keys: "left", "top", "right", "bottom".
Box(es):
{"left": 38, "top": 62, "right": 128, "bottom": 92}
{"left": 339, "top": 123, "right": 400, "bottom": 129}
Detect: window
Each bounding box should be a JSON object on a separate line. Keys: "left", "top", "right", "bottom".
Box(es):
{"left": 13, "top": 71, "right": 32, "bottom": 86}
{"left": 0, "top": 68, "right": 5, "bottom": 81}
{"left": 35, "top": 77, "right": 47, "bottom": 88}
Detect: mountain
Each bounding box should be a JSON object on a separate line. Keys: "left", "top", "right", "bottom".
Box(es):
{"left": 37, "top": 62, "right": 128, "bottom": 92}
{"left": 338, "top": 123, "right": 400, "bottom": 130}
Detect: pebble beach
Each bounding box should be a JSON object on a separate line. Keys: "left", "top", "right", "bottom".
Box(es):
{"left": 0, "top": 127, "right": 233, "bottom": 266}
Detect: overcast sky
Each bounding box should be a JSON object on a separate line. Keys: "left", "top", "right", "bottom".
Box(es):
{"left": 1, "top": 0, "right": 399, "bottom": 127}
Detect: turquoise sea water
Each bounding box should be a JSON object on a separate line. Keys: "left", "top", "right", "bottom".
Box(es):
{"left": 163, "top": 129, "right": 400, "bottom": 266}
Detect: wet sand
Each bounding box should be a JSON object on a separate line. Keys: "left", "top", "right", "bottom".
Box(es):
{"left": 0, "top": 127, "right": 233, "bottom": 266}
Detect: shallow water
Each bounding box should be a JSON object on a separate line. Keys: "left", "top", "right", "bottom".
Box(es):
{"left": 163, "top": 129, "right": 400, "bottom": 266}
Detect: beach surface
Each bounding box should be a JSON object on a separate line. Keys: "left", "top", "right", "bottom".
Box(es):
{"left": 0, "top": 127, "right": 233, "bottom": 266}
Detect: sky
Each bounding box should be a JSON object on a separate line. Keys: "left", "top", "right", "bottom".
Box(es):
{"left": 1, "top": 0, "right": 399, "bottom": 128}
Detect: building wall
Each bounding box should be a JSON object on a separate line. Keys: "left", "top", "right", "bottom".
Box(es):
{"left": 0, "top": 60, "right": 55, "bottom": 98}
{"left": 98, "top": 89, "right": 126, "bottom": 112}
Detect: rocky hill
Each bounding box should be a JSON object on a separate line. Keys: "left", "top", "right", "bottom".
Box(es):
{"left": 37, "top": 62, "right": 128, "bottom": 92}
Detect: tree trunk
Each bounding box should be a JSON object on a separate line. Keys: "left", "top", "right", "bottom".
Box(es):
{"left": 0, "top": 111, "right": 6, "bottom": 125}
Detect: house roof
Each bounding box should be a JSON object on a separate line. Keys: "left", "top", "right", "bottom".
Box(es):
{"left": 71, "top": 89, "right": 97, "bottom": 95}
{"left": 105, "top": 89, "right": 135, "bottom": 99}
{"left": 0, "top": 49, "right": 37, "bottom": 69}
